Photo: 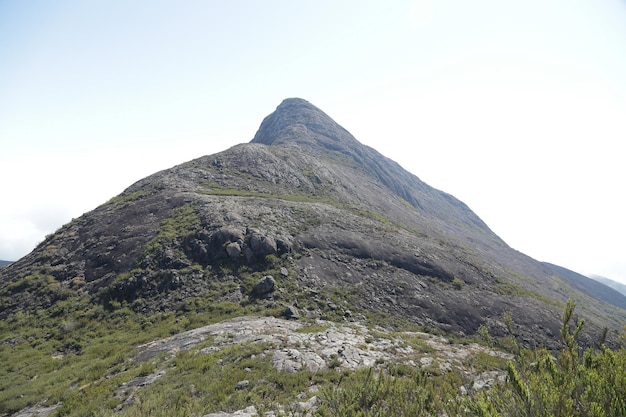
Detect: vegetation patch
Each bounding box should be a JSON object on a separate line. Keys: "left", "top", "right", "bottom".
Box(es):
{"left": 493, "top": 276, "right": 561, "bottom": 307}
{"left": 104, "top": 189, "right": 154, "bottom": 206}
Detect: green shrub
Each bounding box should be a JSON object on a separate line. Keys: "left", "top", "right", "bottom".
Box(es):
{"left": 471, "top": 300, "right": 626, "bottom": 417}
{"left": 452, "top": 277, "right": 465, "bottom": 290}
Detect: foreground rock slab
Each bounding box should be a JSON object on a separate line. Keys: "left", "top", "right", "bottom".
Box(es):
{"left": 129, "top": 315, "right": 512, "bottom": 416}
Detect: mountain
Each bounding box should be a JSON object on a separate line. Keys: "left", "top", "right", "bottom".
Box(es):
{"left": 0, "top": 260, "right": 11, "bottom": 268}
{"left": 590, "top": 274, "right": 626, "bottom": 298}
{"left": 542, "top": 262, "right": 626, "bottom": 310}
{"left": 1, "top": 98, "right": 625, "bottom": 415}
{"left": 2, "top": 98, "right": 624, "bottom": 341}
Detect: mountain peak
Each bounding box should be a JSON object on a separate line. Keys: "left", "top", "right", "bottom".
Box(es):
{"left": 250, "top": 99, "right": 490, "bottom": 232}
{"left": 251, "top": 98, "right": 360, "bottom": 153}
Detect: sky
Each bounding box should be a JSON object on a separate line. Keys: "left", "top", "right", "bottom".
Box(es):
{"left": 1, "top": 1, "right": 625, "bottom": 284}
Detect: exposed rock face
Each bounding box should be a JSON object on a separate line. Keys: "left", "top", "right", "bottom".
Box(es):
{"left": 1, "top": 98, "right": 624, "bottom": 346}
{"left": 133, "top": 315, "right": 512, "bottom": 374}
{"left": 11, "top": 403, "right": 61, "bottom": 417}
{"left": 252, "top": 98, "right": 490, "bottom": 230}
{"left": 128, "top": 315, "right": 514, "bottom": 417}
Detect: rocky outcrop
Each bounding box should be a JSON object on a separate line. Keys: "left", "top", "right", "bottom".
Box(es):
{"left": 11, "top": 403, "right": 61, "bottom": 417}
{"left": 189, "top": 227, "right": 284, "bottom": 266}
{"left": 134, "top": 315, "right": 511, "bottom": 381}
{"left": 128, "top": 316, "right": 513, "bottom": 417}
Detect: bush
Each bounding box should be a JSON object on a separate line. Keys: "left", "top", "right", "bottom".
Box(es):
{"left": 452, "top": 277, "right": 465, "bottom": 290}
{"left": 471, "top": 300, "right": 626, "bottom": 417}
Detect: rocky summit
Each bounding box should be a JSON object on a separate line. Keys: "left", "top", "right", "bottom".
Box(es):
{"left": 1, "top": 98, "right": 625, "bottom": 416}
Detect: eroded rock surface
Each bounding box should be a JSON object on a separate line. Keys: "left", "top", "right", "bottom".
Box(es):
{"left": 130, "top": 316, "right": 512, "bottom": 416}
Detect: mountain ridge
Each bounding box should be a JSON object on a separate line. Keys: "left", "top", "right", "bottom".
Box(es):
{"left": 1, "top": 98, "right": 624, "bottom": 341}
{"left": 2, "top": 97, "right": 626, "bottom": 416}
{"left": 542, "top": 262, "right": 626, "bottom": 310}
{"left": 590, "top": 274, "right": 626, "bottom": 297}
{"left": 252, "top": 98, "right": 493, "bottom": 233}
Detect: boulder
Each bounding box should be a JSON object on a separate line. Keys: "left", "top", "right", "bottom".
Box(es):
{"left": 213, "top": 227, "right": 245, "bottom": 246}
{"left": 284, "top": 305, "right": 300, "bottom": 320}
{"left": 249, "top": 232, "right": 277, "bottom": 256}
{"left": 276, "top": 236, "right": 293, "bottom": 254}
{"left": 252, "top": 275, "right": 275, "bottom": 296}
{"left": 235, "top": 380, "right": 249, "bottom": 390}
{"left": 225, "top": 242, "right": 241, "bottom": 259}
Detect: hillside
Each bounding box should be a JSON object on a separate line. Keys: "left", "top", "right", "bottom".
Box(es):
{"left": 1, "top": 98, "right": 625, "bottom": 416}
{"left": 0, "top": 260, "right": 11, "bottom": 268}
{"left": 542, "top": 262, "right": 626, "bottom": 310}
{"left": 591, "top": 274, "right": 626, "bottom": 297}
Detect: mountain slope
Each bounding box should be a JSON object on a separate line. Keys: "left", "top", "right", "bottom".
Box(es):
{"left": 543, "top": 262, "right": 626, "bottom": 310}
{"left": 1, "top": 98, "right": 624, "bottom": 344}
{"left": 591, "top": 274, "right": 626, "bottom": 297}
{"left": 2, "top": 97, "right": 626, "bottom": 416}
{"left": 251, "top": 97, "right": 492, "bottom": 233}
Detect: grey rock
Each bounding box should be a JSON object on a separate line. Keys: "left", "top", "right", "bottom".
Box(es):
{"left": 252, "top": 275, "right": 275, "bottom": 296}
{"left": 2, "top": 98, "right": 619, "bottom": 352}
{"left": 203, "top": 405, "right": 257, "bottom": 417}
{"left": 214, "top": 227, "right": 245, "bottom": 246}
{"left": 235, "top": 380, "right": 249, "bottom": 390}
{"left": 243, "top": 246, "right": 255, "bottom": 262}
{"left": 295, "top": 395, "right": 319, "bottom": 412}
{"left": 276, "top": 237, "right": 293, "bottom": 254}
{"left": 12, "top": 403, "right": 62, "bottom": 417}
{"left": 127, "top": 315, "right": 516, "bottom": 416}
{"left": 249, "top": 232, "right": 277, "bottom": 256}
{"left": 272, "top": 348, "right": 326, "bottom": 373}
{"left": 472, "top": 371, "right": 505, "bottom": 391}
{"left": 225, "top": 242, "right": 241, "bottom": 259}
{"left": 285, "top": 305, "right": 300, "bottom": 320}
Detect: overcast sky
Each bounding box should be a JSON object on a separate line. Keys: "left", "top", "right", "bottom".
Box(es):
{"left": 1, "top": 1, "right": 625, "bottom": 284}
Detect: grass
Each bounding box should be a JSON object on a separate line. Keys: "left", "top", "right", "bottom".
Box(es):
{"left": 199, "top": 184, "right": 427, "bottom": 240}
{"left": 296, "top": 322, "right": 332, "bottom": 334}
{"left": 493, "top": 276, "right": 562, "bottom": 307}
{"left": 3, "top": 290, "right": 626, "bottom": 417}
{"left": 141, "top": 203, "right": 201, "bottom": 259}
{"left": 199, "top": 184, "right": 339, "bottom": 206}
{"left": 104, "top": 189, "right": 154, "bottom": 206}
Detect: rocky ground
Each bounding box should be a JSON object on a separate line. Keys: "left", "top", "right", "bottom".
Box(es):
{"left": 14, "top": 314, "right": 515, "bottom": 416}
{"left": 122, "top": 316, "right": 511, "bottom": 417}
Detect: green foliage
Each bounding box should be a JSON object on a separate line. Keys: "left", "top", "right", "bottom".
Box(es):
{"left": 492, "top": 277, "right": 559, "bottom": 306}
{"left": 471, "top": 300, "right": 626, "bottom": 417}
{"left": 315, "top": 302, "right": 626, "bottom": 417}
{"left": 142, "top": 203, "right": 201, "bottom": 259}
{"left": 0, "top": 292, "right": 252, "bottom": 416}
{"left": 296, "top": 322, "right": 332, "bottom": 334}
{"left": 3, "top": 263, "right": 626, "bottom": 417}
{"left": 201, "top": 185, "right": 338, "bottom": 206}
{"left": 112, "top": 341, "right": 347, "bottom": 417}
{"left": 477, "top": 324, "right": 494, "bottom": 348}
{"left": 452, "top": 277, "right": 465, "bottom": 290}
{"left": 104, "top": 189, "right": 154, "bottom": 206}
{"left": 315, "top": 366, "right": 467, "bottom": 416}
